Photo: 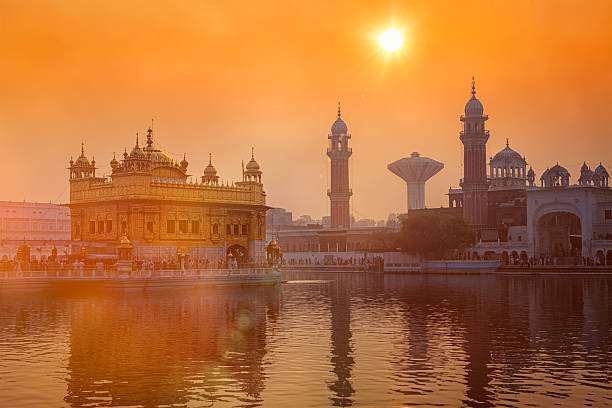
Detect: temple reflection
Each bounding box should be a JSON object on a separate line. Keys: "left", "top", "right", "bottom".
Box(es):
{"left": 63, "top": 286, "right": 279, "bottom": 407}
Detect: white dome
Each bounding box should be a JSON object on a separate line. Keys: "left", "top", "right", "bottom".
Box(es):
{"left": 491, "top": 142, "right": 526, "bottom": 166}
{"left": 464, "top": 96, "right": 484, "bottom": 117}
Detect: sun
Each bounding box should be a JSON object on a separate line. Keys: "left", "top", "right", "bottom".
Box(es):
{"left": 378, "top": 27, "right": 403, "bottom": 53}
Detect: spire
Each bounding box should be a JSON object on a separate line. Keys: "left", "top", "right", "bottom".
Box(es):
{"left": 506, "top": 138, "right": 509, "bottom": 147}
{"left": 471, "top": 76, "right": 476, "bottom": 96}
{"left": 251, "top": 147, "right": 255, "bottom": 160}
{"left": 81, "top": 142, "right": 85, "bottom": 156}
{"left": 135, "top": 132, "right": 139, "bottom": 147}
{"left": 337, "top": 101, "right": 341, "bottom": 118}
{"left": 209, "top": 152, "right": 212, "bottom": 165}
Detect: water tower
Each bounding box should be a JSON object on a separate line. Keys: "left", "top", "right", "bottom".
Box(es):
{"left": 387, "top": 152, "right": 444, "bottom": 211}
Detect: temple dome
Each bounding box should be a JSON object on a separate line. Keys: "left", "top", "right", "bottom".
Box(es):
{"left": 491, "top": 141, "right": 525, "bottom": 166}
{"left": 130, "top": 145, "right": 145, "bottom": 158}
{"left": 246, "top": 157, "right": 260, "bottom": 171}
{"left": 246, "top": 148, "right": 261, "bottom": 171}
{"left": 595, "top": 163, "right": 609, "bottom": 177}
{"left": 149, "top": 151, "right": 172, "bottom": 164}
{"left": 331, "top": 102, "right": 348, "bottom": 135}
{"left": 204, "top": 163, "right": 217, "bottom": 176}
{"left": 331, "top": 117, "right": 348, "bottom": 135}
{"left": 75, "top": 154, "right": 90, "bottom": 166}
{"left": 464, "top": 77, "right": 484, "bottom": 117}
{"left": 464, "top": 96, "right": 483, "bottom": 117}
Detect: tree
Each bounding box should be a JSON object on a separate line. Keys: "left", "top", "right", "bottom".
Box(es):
{"left": 397, "top": 213, "right": 475, "bottom": 259}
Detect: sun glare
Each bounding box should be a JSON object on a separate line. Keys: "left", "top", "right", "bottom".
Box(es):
{"left": 378, "top": 27, "right": 403, "bottom": 53}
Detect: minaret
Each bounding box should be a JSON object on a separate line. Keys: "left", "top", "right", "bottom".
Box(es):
{"left": 327, "top": 103, "right": 352, "bottom": 228}
{"left": 460, "top": 78, "right": 489, "bottom": 226}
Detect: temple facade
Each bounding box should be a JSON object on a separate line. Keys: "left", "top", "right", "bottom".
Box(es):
{"left": 67, "top": 127, "right": 268, "bottom": 264}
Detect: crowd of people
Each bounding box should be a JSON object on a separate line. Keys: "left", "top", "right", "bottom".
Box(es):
{"left": 283, "top": 255, "right": 385, "bottom": 271}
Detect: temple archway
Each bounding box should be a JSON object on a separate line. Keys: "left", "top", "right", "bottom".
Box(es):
{"left": 536, "top": 212, "right": 581, "bottom": 260}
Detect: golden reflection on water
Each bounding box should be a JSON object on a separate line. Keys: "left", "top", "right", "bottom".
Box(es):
{"left": 0, "top": 274, "right": 610, "bottom": 407}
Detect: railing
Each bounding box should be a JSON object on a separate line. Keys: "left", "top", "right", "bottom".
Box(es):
{"left": 0, "top": 267, "right": 277, "bottom": 280}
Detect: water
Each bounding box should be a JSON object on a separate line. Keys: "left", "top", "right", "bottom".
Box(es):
{"left": 0, "top": 272, "right": 610, "bottom": 407}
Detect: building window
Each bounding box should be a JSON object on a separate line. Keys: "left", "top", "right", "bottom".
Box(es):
{"left": 75, "top": 223, "right": 80, "bottom": 235}
{"left": 146, "top": 221, "right": 154, "bottom": 234}
{"left": 606, "top": 209, "right": 612, "bottom": 220}
{"left": 106, "top": 220, "right": 112, "bottom": 233}
{"left": 234, "top": 224, "right": 239, "bottom": 235}
{"left": 179, "top": 220, "right": 188, "bottom": 234}
{"left": 98, "top": 220, "right": 105, "bottom": 234}
{"left": 212, "top": 223, "right": 219, "bottom": 235}
{"left": 89, "top": 221, "right": 96, "bottom": 234}
{"left": 192, "top": 221, "right": 199, "bottom": 234}
{"left": 242, "top": 224, "right": 248, "bottom": 235}
{"left": 167, "top": 220, "right": 175, "bottom": 233}
{"left": 518, "top": 235, "right": 522, "bottom": 241}
{"left": 121, "top": 221, "right": 127, "bottom": 234}
{"left": 227, "top": 224, "right": 232, "bottom": 235}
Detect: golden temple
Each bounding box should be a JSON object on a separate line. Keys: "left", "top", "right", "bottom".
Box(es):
{"left": 67, "top": 127, "right": 267, "bottom": 264}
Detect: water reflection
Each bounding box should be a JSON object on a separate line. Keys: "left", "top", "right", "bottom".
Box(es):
{"left": 62, "top": 287, "right": 280, "bottom": 407}
{"left": 327, "top": 275, "right": 355, "bottom": 406}
{"left": 0, "top": 275, "right": 610, "bottom": 407}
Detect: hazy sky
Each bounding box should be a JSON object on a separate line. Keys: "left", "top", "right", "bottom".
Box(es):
{"left": 0, "top": 0, "right": 610, "bottom": 220}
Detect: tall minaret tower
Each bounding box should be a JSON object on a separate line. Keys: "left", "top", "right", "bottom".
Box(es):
{"left": 327, "top": 103, "right": 352, "bottom": 229}
{"left": 460, "top": 78, "right": 489, "bottom": 227}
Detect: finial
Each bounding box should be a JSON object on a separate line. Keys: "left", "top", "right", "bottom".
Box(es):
{"left": 135, "top": 132, "right": 139, "bottom": 147}
{"left": 337, "top": 101, "right": 341, "bottom": 118}
{"left": 209, "top": 152, "right": 212, "bottom": 165}
{"left": 251, "top": 147, "right": 255, "bottom": 160}
{"left": 506, "top": 138, "right": 509, "bottom": 147}
{"left": 471, "top": 76, "right": 476, "bottom": 96}
{"left": 113, "top": 152, "right": 116, "bottom": 159}
{"left": 81, "top": 142, "right": 85, "bottom": 155}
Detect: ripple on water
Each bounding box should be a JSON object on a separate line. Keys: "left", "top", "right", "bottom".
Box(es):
{"left": 0, "top": 274, "right": 610, "bottom": 407}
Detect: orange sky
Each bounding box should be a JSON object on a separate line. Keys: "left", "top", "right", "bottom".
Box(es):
{"left": 0, "top": 0, "right": 610, "bottom": 220}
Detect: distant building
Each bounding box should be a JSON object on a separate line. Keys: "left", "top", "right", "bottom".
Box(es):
{"left": 327, "top": 103, "right": 352, "bottom": 228}
{"left": 0, "top": 201, "right": 71, "bottom": 260}
{"left": 275, "top": 105, "right": 394, "bottom": 264}
{"left": 266, "top": 208, "right": 293, "bottom": 228}
{"left": 66, "top": 128, "right": 268, "bottom": 264}
{"left": 387, "top": 152, "right": 444, "bottom": 211}
{"left": 412, "top": 78, "right": 612, "bottom": 264}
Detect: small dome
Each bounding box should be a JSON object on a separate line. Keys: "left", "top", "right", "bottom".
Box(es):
{"left": 549, "top": 163, "right": 570, "bottom": 176}
{"left": 491, "top": 141, "right": 525, "bottom": 166}
{"left": 130, "top": 145, "right": 145, "bottom": 158}
{"left": 130, "top": 134, "right": 145, "bottom": 158}
{"left": 464, "top": 96, "right": 484, "bottom": 117}
{"left": 595, "top": 163, "right": 609, "bottom": 177}
{"left": 464, "top": 77, "right": 484, "bottom": 117}
{"left": 246, "top": 157, "right": 260, "bottom": 171}
{"left": 581, "top": 162, "right": 590, "bottom": 172}
{"left": 110, "top": 153, "right": 118, "bottom": 168}
{"left": 204, "top": 153, "right": 217, "bottom": 176}
{"left": 331, "top": 102, "right": 348, "bottom": 135}
{"left": 527, "top": 167, "right": 535, "bottom": 176}
{"left": 331, "top": 117, "right": 348, "bottom": 135}
{"left": 180, "top": 154, "right": 188, "bottom": 169}
{"left": 75, "top": 154, "right": 90, "bottom": 166}
{"left": 246, "top": 148, "right": 261, "bottom": 171}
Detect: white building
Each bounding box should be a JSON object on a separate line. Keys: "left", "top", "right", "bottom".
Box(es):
{"left": 0, "top": 201, "right": 71, "bottom": 260}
